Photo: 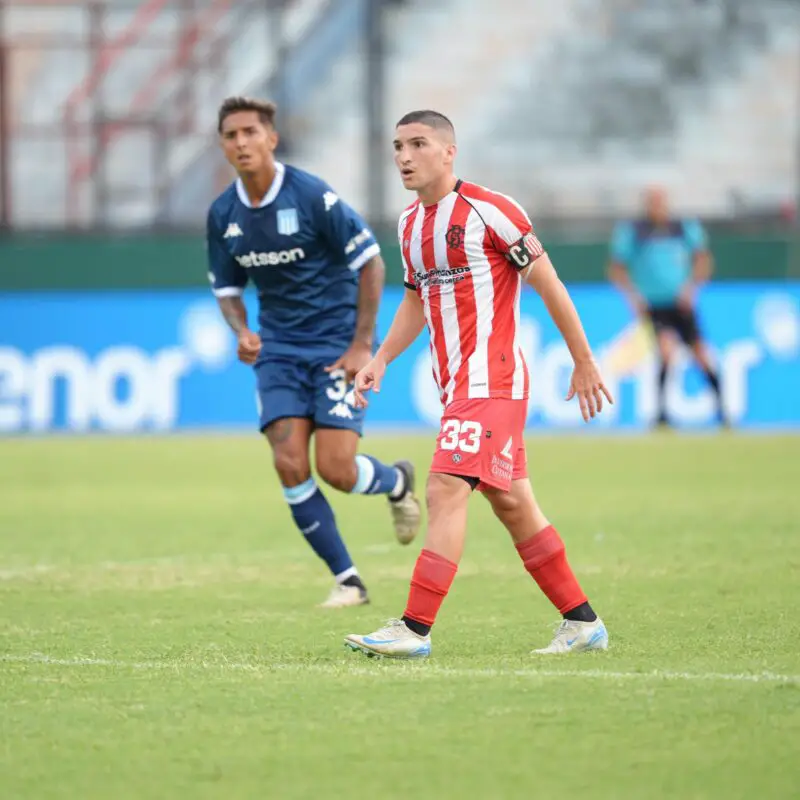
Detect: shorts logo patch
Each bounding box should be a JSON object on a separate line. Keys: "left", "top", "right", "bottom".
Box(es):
{"left": 452, "top": 453, "right": 463, "bottom": 464}
{"left": 329, "top": 402, "right": 353, "bottom": 420}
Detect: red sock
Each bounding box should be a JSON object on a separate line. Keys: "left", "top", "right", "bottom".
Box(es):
{"left": 516, "top": 525, "right": 587, "bottom": 614}
{"left": 403, "top": 549, "right": 458, "bottom": 627}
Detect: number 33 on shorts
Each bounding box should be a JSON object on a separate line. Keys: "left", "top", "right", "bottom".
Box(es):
{"left": 432, "top": 398, "right": 528, "bottom": 491}
{"left": 440, "top": 419, "right": 482, "bottom": 454}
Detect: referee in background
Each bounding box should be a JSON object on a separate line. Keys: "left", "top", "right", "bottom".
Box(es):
{"left": 608, "top": 186, "right": 728, "bottom": 428}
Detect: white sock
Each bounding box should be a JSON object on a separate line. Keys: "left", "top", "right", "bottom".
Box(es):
{"left": 388, "top": 468, "right": 406, "bottom": 501}
{"left": 335, "top": 566, "right": 359, "bottom": 584}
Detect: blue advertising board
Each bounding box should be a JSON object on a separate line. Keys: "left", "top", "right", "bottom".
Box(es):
{"left": 0, "top": 283, "right": 798, "bottom": 433}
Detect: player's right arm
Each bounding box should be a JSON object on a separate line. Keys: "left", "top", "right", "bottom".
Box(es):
{"left": 206, "top": 207, "right": 261, "bottom": 365}
{"left": 608, "top": 221, "right": 646, "bottom": 316}
{"left": 353, "top": 224, "right": 427, "bottom": 411}
{"left": 353, "top": 288, "right": 425, "bottom": 409}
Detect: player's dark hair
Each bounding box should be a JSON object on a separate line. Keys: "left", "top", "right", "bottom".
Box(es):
{"left": 396, "top": 109, "right": 455, "bottom": 139}
{"left": 217, "top": 96, "right": 277, "bottom": 132}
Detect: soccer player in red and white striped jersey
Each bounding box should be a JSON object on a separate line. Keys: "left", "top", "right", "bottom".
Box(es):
{"left": 344, "top": 110, "right": 614, "bottom": 659}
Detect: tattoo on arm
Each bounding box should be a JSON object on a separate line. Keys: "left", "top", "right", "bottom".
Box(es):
{"left": 217, "top": 296, "right": 249, "bottom": 335}
{"left": 353, "top": 256, "right": 385, "bottom": 347}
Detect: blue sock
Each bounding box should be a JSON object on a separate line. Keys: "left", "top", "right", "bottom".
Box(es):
{"left": 351, "top": 454, "right": 403, "bottom": 497}
{"left": 283, "top": 478, "right": 355, "bottom": 579}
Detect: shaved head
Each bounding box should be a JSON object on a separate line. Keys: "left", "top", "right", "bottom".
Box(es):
{"left": 643, "top": 184, "right": 669, "bottom": 224}
{"left": 396, "top": 110, "right": 455, "bottom": 143}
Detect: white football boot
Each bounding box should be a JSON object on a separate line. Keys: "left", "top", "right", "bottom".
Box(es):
{"left": 532, "top": 618, "right": 609, "bottom": 655}
{"left": 388, "top": 461, "right": 421, "bottom": 546}
{"left": 319, "top": 583, "right": 369, "bottom": 609}
{"left": 345, "top": 618, "right": 431, "bottom": 659}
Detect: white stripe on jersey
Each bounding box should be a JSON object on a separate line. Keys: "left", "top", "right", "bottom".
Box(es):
{"left": 407, "top": 206, "right": 443, "bottom": 392}
{"left": 213, "top": 286, "right": 244, "bottom": 298}
{"left": 459, "top": 196, "right": 530, "bottom": 247}
{"left": 466, "top": 209, "right": 494, "bottom": 399}
{"left": 347, "top": 242, "right": 380, "bottom": 272}
{"left": 432, "top": 194, "right": 461, "bottom": 402}
{"left": 511, "top": 275, "right": 526, "bottom": 400}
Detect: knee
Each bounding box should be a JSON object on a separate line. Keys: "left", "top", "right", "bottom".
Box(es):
{"left": 268, "top": 443, "right": 310, "bottom": 487}
{"left": 488, "top": 489, "right": 525, "bottom": 526}
{"left": 657, "top": 336, "right": 675, "bottom": 363}
{"left": 316, "top": 453, "right": 357, "bottom": 493}
{"left": 426, "top": 472, "right": 469, "bottom": 512}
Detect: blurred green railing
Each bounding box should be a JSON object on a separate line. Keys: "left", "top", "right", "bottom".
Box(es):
{"left": 0, "top": 231, "right": 796, "bottom": 291}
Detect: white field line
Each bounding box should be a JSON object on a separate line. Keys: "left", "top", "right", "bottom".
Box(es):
{"left": 1, "top": 653, "right": 798, "bottom": 685}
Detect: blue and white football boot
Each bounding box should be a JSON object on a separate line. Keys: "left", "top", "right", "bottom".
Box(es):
{"left": 532, "top": 618, "right": 609, "bottom": 655}
{"left": 345, "top": 618, "right": 431, "bottom": 659}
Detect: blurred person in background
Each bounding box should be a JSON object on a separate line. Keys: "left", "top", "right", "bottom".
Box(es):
{"left": 206, "top": 97, "right": 421, "bottom": 609}
{"left": 608, "top": 186, "right": 728, "bottom": 429}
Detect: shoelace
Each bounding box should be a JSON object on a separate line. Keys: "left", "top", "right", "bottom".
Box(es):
{"left": 376, "top": 618, "right": 405, "bottom": 637}
{"left": 552, "top": 620, "right": 574, "bottom": 640}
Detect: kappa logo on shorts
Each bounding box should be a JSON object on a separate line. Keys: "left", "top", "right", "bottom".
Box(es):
{"left": 446, "top": 224, "right": 465, "bottom": 250}
{"left": 452, "top": 453, "right": 463, "bottom": 464}
{"left": 329, "top": 402, "right": 353, "bottom": 420}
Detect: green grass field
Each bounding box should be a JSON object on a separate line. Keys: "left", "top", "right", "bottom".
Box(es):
{"left": 1, "top": 433, "right": 799, "bottom": 799}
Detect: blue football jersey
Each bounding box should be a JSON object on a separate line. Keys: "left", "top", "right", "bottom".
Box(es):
{"left": 206, "top": 162, "right": 380, "bottom": 359}
{"left": 610, "top": 218, "right": 707, "bottom": 305}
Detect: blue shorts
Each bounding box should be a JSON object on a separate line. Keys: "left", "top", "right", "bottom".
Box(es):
{"left": 254, "top": 355, "right": 365, "bottom": 435}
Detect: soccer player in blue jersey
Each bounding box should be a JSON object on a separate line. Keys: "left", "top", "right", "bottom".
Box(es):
{"left": 609, "top": 186, "right": 728, "bottom": 428}
{"left": 206, "top": 97, "right": 421, "bottom": 608}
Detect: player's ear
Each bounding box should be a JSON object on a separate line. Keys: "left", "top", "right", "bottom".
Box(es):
{"left": 444, "top": 142, "right": 457, "bottom": 165}
{"left": 267, "top": 127, "right": 279, "bottom": 152}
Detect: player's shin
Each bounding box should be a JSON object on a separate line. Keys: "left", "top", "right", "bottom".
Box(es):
{"left": 401, "top": 474, "right": 469, "bottom": 635}
{"left": 283, "top": 479, "right": 363, "bottom": 588}
{"left": 402, "top": 549, "right": 458, "bottom": 636}
{"left": 516, "top": 525, "right": 597, "bottom": 622}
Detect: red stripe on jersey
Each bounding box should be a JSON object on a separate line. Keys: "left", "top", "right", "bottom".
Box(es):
{"left": 483, "top": 227, "right": 519, "bottom": 394}
{"left": 458, "top": 181, "right": 531, "bottom": 238}
{"left": 421, "top": 205, "right": 451, "bottom": 395}
{"left": 400, "top": 203, "right": 419, "bottom": 287}
{"left": 448, "top": 197, "right": 477, "bottom": 402}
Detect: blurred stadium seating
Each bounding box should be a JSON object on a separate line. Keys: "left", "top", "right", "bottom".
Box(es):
{"left": 1, "top": 0, "right": 797, "bottom": 227}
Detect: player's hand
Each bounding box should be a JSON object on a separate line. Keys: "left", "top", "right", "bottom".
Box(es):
{"left": 677, "top": 284, "right": 695, "bottom": 312}
{"left": 633, "top": 295, "right": 648, "bottom": 318}
{"left": 237, "top": 329, "right": 261, "bottom": 365}
{"left": 325, "top": 341, "right": 373, "bottom": 383}
{"left": 566, "top": 358, "right": 614, "bottom": 422}
{"left": 353, "top": 355, "right": 387, "bottom": 409}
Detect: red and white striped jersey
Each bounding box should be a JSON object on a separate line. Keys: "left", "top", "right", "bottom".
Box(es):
{"left": 398, "top": 179, "right": 545, "bottom": 407}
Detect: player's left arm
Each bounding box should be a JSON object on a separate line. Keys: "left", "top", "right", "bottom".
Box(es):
{"left": 484, "top": 198, "right": 613, "bottom": 421}
{"left": 523, "top": 252, "right": 613, "bottom": 421}
{"left": 680, "top": 219, "right": 713, "bottom": 309}
{"left": 317, "top": 187, "right": 385, "bottom": 380}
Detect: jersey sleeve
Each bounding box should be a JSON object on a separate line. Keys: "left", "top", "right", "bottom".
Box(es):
{"left": 398, "top": 208, "right": 417, "bottom": 290}
{"left": 470, "top": 190, "right": 545, "bottom": 271}
{"left": 206, "top": 207, "right": 248, "bottom": 297}
{"left": 316, "top": 185, "right": 381, "bottom": 272}
{"left": 610, "top": 222, "right": 635, "bottom": 265}
{"left": 682, "top": 219, "right": 708, "bottom": 253}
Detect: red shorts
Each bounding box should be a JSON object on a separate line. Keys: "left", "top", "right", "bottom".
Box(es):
{"left": 430, "top": 398, "right": 528, "bottom": 492}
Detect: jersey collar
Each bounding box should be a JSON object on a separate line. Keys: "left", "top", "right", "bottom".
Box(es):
{"left": 235, "top": 161, "right": 285, "bottom": 208}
